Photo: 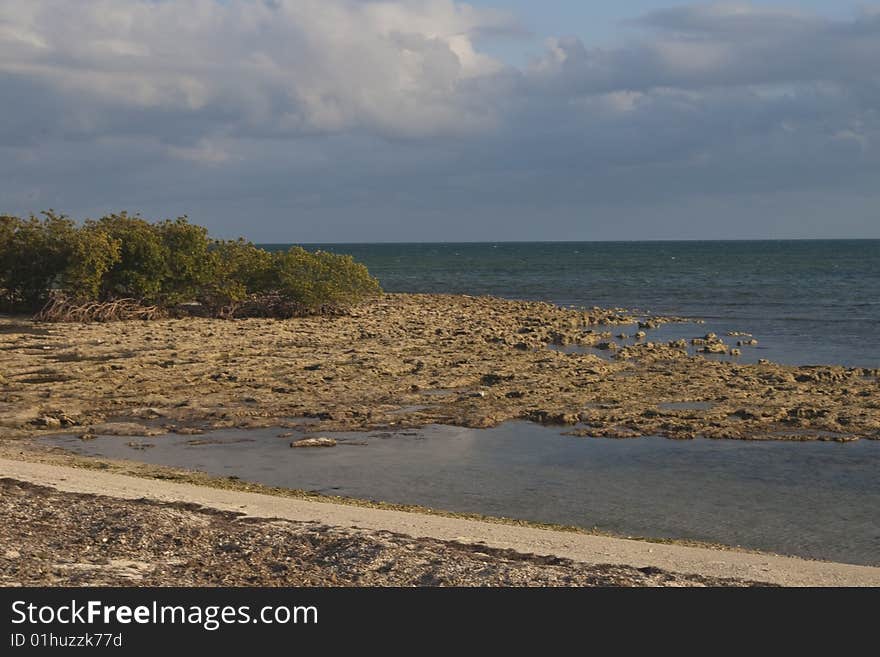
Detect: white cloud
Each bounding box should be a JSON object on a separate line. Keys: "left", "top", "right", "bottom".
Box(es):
{"left": 0, "top": 0, "right": 516, "bottom": 139}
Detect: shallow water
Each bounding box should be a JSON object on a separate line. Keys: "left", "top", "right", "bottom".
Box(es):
{"left": 657, "top": 401, "right": 716, "bottom": 411}
{"left": 547, "top": 320, "right": 775, "bottom": 364}
{"left": 270, "top": 240, "right": 880, "bottom": 368}
{"left": 47, "top": 423, "right": 880, "bottom": 566}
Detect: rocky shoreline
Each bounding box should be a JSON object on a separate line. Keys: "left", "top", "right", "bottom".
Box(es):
{"left": 1, "top": 293, "right": 878, "bottom": 445}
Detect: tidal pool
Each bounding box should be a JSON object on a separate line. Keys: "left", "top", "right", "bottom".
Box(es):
{"left": 46, "top": 422, "right": 880, "bottom": 565}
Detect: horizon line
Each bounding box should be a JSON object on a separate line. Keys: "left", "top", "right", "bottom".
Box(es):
{"left": 253, "top": 237, "right": 880, "bottom": 245}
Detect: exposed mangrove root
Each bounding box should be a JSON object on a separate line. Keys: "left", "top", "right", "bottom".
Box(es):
{"left": 33, "top": 292, "right": 349, "bottom": 322}
{"left": 34, "top": 295, "right": 164, "bottom": 322}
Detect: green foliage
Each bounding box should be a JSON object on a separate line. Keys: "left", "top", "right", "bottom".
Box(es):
{"left": 201, "top": 239, "right": 274, "bottom": 312}
{"left": 60, "top": 225, "right": 121, "bottom": 301}
{"left": 270, "top": 247, "right": 382, "bottom": 310}
{"left": 93, "top": 213, "right": 169, "bottom": 303}
{"left": 156, "top": 217, "right": 212, "bottom": 305}
{"left": 0, "top": 210, "right": 382, "bottom": 318}
{"left": 0, "top": 211, "right": 77, "bottom": 307}
{"left": 0, "top": 215, "right": 21, "bottom": 297}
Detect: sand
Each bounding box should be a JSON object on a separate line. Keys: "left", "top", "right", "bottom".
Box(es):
{"left": 2, "top": 457, "right": 878, "bottom": 586}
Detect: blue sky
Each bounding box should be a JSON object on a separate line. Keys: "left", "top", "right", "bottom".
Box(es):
{"left": 1, "top": 1, "right": 878, "bottom": 241}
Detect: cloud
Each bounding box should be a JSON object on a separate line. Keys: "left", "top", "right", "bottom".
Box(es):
{"left": 0, "top": 0, "right": 518, "bottom": 142}
{"left": 530, "top": 5, "right": 880, "bottom": 91}
{"left": 512, "top": 3, "right": 880, "bottom": 192}
{"left": 0, "top": 1, "right": 878, "bottom": 239}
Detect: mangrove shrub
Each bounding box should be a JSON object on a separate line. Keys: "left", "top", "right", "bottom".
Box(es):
{"left": 0, "top": 211, "right": 382, "bottom": 319}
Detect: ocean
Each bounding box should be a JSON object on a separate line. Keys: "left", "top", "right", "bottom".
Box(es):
{"left": 276, "top": 240, "right": 880, "bottom": 368}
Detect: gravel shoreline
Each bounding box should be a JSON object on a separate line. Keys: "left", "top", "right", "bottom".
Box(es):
{"left": 0, "top": 478, "right": 769, "bottom": 587}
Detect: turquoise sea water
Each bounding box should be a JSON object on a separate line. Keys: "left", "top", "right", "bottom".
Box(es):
{"left": 270, "top": 240, "right": 880, "bottom": 367}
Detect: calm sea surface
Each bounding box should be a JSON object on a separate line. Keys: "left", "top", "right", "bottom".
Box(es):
{"left": 271, "top": 240, "right": 880, "bottom": 367}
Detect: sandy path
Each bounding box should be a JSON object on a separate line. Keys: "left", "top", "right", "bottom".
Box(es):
{"left": 2, "top": 457, "right": 877, "bottom": 587}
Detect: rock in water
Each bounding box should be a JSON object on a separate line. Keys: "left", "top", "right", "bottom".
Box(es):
{"left": 38, "top": 416, "right": 62, "bottom": 429}
{"left": 290, "top": 437, "right": 337, "bottom": 448}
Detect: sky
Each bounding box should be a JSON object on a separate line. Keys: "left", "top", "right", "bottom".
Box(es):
{"left": 0, "top": 1, "right": 878, "bottom": 242}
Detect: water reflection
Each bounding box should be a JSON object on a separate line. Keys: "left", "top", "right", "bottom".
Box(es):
{"left": 46, "top": 422, "right": 880, "bottom": 565}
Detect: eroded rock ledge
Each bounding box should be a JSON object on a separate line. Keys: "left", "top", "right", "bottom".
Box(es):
{"left": 1, "top": 293, "right": 877, "bottom": 442}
